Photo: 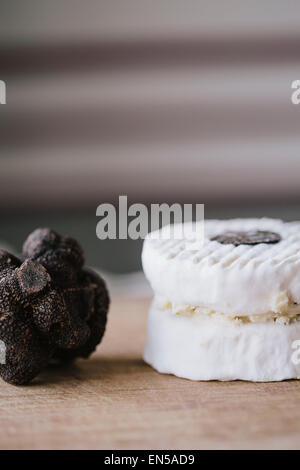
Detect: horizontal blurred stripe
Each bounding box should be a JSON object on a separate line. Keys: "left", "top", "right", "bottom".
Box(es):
{"left": 1, "top": 0, "right": 300, "bottom": 46}
{"left": 1, "top": 138, "right": 300, "bottom": 208}
{"left": 2, "top": 35, "right": 300, "bottom": 76}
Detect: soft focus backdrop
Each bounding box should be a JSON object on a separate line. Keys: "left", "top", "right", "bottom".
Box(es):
{"left": 0, "top": 0, "right": 300, "bottom": 279}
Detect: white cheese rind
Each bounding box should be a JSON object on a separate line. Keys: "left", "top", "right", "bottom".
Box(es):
{"left": 144, "top": 302, "right": 300, "bottom": 382}
{"left": 142, "top": 218, "right": 300, "bottom": 316}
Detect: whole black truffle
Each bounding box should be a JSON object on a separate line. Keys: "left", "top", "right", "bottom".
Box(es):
{"left": 23, "top": 228, "right": 109, "bottom": 354}
{"left": 0, "top": 229, "right": 110, "bottom": 385}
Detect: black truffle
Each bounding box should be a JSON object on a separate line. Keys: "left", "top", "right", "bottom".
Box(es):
{"left": 0, "top": 229, "right": 109, "bottom": 385}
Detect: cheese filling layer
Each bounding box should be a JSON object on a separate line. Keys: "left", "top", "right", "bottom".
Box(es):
{"left": 156, "top": 297, "right": 300, "bottom": 326}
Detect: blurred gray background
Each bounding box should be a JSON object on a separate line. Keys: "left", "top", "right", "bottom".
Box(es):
{"left": 0, "top": 0, "right": 300, "bottom": 275}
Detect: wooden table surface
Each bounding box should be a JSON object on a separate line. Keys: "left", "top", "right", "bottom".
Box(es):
{"left": 1, "top": 297, "right": 300, "bottom": 450}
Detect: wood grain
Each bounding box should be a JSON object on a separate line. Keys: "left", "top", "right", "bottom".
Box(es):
{"left": 0, "top": 297, "right": 300, "bottom": 450}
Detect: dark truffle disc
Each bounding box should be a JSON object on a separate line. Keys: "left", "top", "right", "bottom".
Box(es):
{"left": 211, "top": 230, "right": 282, "bottom": 246}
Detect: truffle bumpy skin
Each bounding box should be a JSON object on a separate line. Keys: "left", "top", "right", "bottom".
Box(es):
{"left": 0, "top": 252, "right": 54, "bottom": 385}
{"left": 23, "top": 228, "right": 85, "bottom": 287}
{"left": 53, "top": 269, "right": 109, "bottom": 361}
{"left": 22, "top": 228, "right": 109, "bottom": 361}
{"left": 0, "top": 228, "right": 109, "bottom": 385}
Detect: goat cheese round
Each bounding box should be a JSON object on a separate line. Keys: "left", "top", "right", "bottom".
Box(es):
{"left": 142, "top": 218, "right": 300, "bottom": 382}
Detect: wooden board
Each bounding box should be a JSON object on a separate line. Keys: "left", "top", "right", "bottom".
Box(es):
{"left": 1, "top": 297, "right": 300, "bottom": 450}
